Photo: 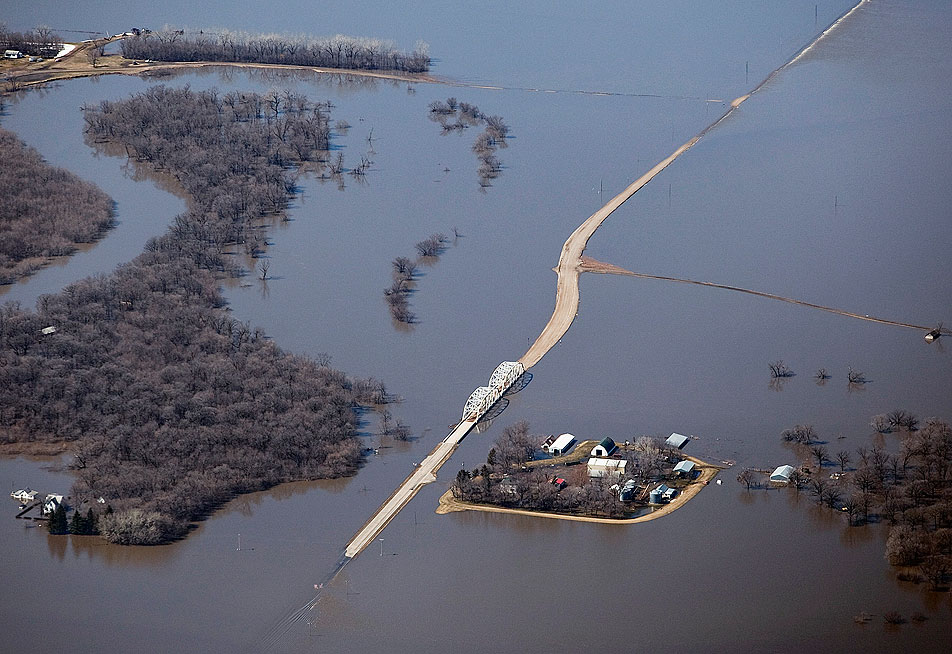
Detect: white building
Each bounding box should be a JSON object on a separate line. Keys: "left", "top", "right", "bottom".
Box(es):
{"left": 587, "top": 457, "right": 627, "bottom": 478}
{"left": 5, "top": 50, "right": 24, "bottom": 59}
{"left": 544, "top": 433, "right": 576, "bottom": 456}
{"left": 11, "top": 488, "right": 38, "bottom": 503}
{"left": 43, "top": 494, "right": 64, "bottom": 515}
{"left": 592, "top": 437, "right": 617, "bottom": 457}
{"left": 770, "top": 465, "right": 795, "bottom": 483}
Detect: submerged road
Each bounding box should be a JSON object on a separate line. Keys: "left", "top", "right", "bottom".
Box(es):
{"left": 344, "top": 418, "right": 475, "bottom": 558}
{"left": 519, "top": 0, "right": 871, "bottom": 370}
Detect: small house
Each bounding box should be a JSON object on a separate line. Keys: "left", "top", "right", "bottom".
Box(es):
{"left": 770, "top": 465, "right": 795, "bottom": 483}
{"left": 549, "top": 477, "right": 567, "bottom": 490}
{"left": 40, "top": 326, "right": 57, "bottom": 335}
{"left": 547, "top": 433, "right": 576, "bottom": 456}
{"left": 592, "top": 437, "right": 617, "bottom": 457}
{"left": 587, "top": 457, "right": 627, "bottom": 478}
{"left": 619, "top": 479, "right": 639, "bottom": 502}
{"left": 673, "top": 460, "right": 696, "bottom": 477}
{"left": 663, "top": 486, "right": 678, "bottom": 501}
{"left": 11, "top": 488, "right": 38, "bottom": 503}
{"left": 43, "top": 494, "right": 64, "bottom": 515}
{"left": 666, "top": 433, "right": 690, "bottom": 450}
{"left": 541, "top": 435, "right": 557, "bottom": 451}
{"left": 5, "top": 50, "right": 24, "bottom": 59}
{"left": 649, "top": 483, "right": 671, "bottom": 503}
{"left": 498, "top": 476, "right": 518, "bottom": 495}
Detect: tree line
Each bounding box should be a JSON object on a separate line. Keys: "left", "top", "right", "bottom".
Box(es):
{"left": 0, "top": 128, "right": 115, "bottom": 284}
{"left": 384, "top": 232, "right": 453, "bottom": 325}
{"left": 120, "top": 30, "right": 430, "bottom": 73}
{"left": 428, "top": 97, "right": 509, "bottom": 187}
{"left": 742, "top": 412, "right": 952, "bottom": 589}
{"left": 1, "top": 85, "right": 391, "bottom": 544}
{"left": 0, "top": 23, "right": 61, "bottom": 57}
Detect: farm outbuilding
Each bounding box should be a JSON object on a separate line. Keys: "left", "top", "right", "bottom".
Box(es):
{"left": 592, "top": 437, "right": 617, "bottom": 457}
{"left": 587, "top": 457, "right": 626, "bottom": 478}
{"left": 649, "top": 483, "right": 671, "bottom": 503}
{"left": 547, "top": 433, "right": 576, "bottom": 456}
{"left": 770, "top": 465, "right": 795, "bottom": 483}
{"left": 666, "top": 433, "right": 690, "bottom": 450}
{"left": 673, "top": 460, "right": 696, "bottom": 477}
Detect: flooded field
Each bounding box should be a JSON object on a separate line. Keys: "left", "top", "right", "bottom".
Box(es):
{"left": 2, "top": 1, "right": 950, "bottom": 651}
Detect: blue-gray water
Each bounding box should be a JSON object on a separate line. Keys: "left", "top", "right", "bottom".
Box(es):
{"left": 2, "top": 1, "right": 950, "bottom": 652}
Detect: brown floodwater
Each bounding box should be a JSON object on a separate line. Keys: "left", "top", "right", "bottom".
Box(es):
{"left": 1, "top": 1, "right": 950, "bottom": 652}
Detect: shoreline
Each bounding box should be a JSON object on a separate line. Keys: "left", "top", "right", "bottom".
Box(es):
{"left": 4, "top": 43, "right": 442, "bottom": 92}
{"left": 436, "top": 454, "right": 721, "bottom": 524}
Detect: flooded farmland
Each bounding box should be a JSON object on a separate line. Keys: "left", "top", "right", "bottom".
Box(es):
{"left": 1, "top": 1, "right": 950, "bottom": 652}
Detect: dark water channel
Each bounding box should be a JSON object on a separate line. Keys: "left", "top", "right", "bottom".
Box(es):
{"left": 2, "top": 1, "right": 951, "bottom": 651}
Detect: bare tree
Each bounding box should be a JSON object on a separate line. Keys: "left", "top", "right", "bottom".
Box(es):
{"left": 810, "top": 444, "right": 828, "bottom": 469}
{"left": 736, "top": 469, "right": 756, "bottom": 490}
{"left": 836, "top": 450, "right": 851, "bottom": 472}
{"left": 257, "top": 259, "right": 270, "bottom": 280}
{"left": 847, "top": 367, "right": 866, "bottom": 384}
{"left": 870, "top": 414, "right": 891, "bottom": 434}
{"left": 768, "top": 360, "right": 794, "bottom": 378}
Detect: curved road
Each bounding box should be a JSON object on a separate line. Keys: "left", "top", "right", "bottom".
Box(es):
{"left": 519, "top": 0, "right": 870, "bottom": 370}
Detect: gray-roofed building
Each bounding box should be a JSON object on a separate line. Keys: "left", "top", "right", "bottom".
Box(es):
{"left": 666, "top": 433, "right": 690, "bottom": 449}
{"left": 673, "top": 460, "right": 696, "bottom": 477}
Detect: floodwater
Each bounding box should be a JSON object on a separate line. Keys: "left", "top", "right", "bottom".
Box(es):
{"left": 2, "top": 1, "right": 951, "bottom": 652}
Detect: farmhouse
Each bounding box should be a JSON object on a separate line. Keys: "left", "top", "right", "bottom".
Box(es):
{"left": 11, "top": 488, "right": 38, "bottom": 503}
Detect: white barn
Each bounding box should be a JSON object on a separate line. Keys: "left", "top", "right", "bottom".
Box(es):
{"left": 545, "top": 433, "right": 576, "bottom": 456}
{"left": 592, "top": 437, "right": 617, "bottom": 457}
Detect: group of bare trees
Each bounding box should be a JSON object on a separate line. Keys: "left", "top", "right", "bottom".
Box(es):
{"left": 428, "top": 97, "right": 509, "bottom": 187}
{"left": 0, "top": 128, "right": 114, "bottom": 284}
{"left": 120, "top": 30, "right": 430, "bottom": 73}
{"left": 752, "top": 412, "right": 952, "bottom": 588}
{"left": 383, "top": 232, "right": 451, "bottom": 325}
{"left": 768, "top": 359, "right": 867, "bottom": 390}
{"left": 0, "top": 23, "right": 61, "bottom": 57}
{"left": 0, "top": 85, "right": 394, "bottom": 544}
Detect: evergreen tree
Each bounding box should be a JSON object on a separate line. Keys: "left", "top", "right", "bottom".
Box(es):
{"left": 48, "top": 504, "right": 69, "bottom": 535}
{"left": 85, "top": 508, "right": 98, "bottom": 535}
{"left": 69, "top": 509, "right": 85, "bottom": 535}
